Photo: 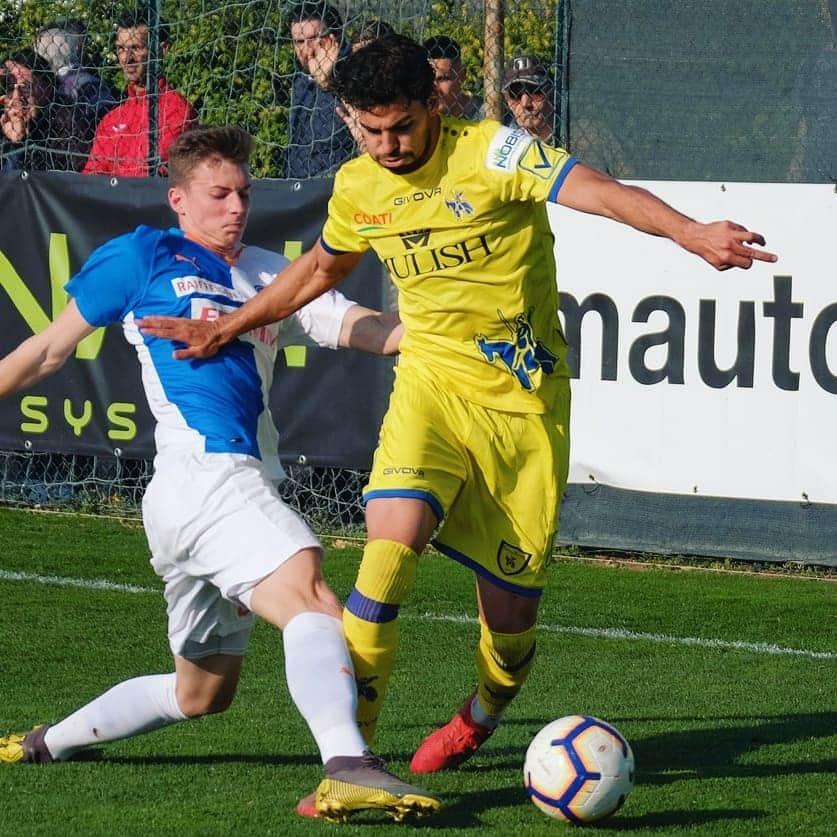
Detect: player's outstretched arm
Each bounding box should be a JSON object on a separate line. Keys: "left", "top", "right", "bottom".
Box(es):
{"left": 556, "top": 164, "right": 779, "bottom": 270}
{"left": 138, "top": 241, "right": 363, "bottom": 360}
{"left": 0, "top": 301, "right": 96, "bottom": 399}
{"left": 338, "top": 307, "right": 402, "bottom": 355}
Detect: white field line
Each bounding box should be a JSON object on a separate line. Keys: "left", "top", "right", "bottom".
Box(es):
{"left": 0, "top": 569, "right": 156, "bottom": 595}
{"left": 408, "top": 613, "right": 837, "bottom": 661}
{"left": 1, "top": 568, "right": 834, "bottom": 661}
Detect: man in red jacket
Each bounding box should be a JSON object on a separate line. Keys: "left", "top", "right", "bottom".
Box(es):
{"left": 83, "top": 11, "right": 196, "bottom": 177}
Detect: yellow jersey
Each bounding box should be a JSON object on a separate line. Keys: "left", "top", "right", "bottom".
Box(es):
{"left": 322, "top": 116, "right": 577, "bottom": 414}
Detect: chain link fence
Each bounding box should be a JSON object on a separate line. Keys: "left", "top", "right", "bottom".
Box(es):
{"left": 1, "top": 0, "right": 833, "bottom": 533}
{"left": 2, "top": 2, "right": 831, "bottom": 179}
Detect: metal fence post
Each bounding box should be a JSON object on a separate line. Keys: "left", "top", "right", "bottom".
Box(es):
{"left": 147, "top": 0, "right": 161, "bottom": 176}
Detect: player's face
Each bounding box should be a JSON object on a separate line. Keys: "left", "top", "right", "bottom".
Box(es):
{"left": 168, "top": 157, "right": 252, "bottom": 259}
{"left": 354, "top": 98, "right": 441, "bottom": 174}
{"left": 115, "top": 25, "right": 150, "bottom": 85}
{"left": 430, "top": 58, "right": 464, "bottom": 115}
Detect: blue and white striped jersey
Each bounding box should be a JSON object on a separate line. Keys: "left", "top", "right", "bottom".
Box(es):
{"left": 66, "top": 225, "right": 354, "bottom": 478}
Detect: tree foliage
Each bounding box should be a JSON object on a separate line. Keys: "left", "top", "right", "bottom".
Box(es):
{"left": 1, "top": 0, "right": 560, "bottom": 177}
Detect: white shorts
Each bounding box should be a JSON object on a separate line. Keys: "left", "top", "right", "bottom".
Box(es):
{"left": 142, "top": 450, "right": 321, "bottom": 659}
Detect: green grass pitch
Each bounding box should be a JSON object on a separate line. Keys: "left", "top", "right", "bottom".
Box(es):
{"left": 0, "top": 507, "right": 834, "bottom": 835}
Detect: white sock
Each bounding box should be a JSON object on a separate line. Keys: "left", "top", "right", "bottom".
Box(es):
{"left": 283, "top": 612, "right": 366, "bottom": 764}
{"left": 471, "top": 694, "right": 501, "bottom": 729}
{"left": 43, "top": 673, "right": 187, "bottom": 761}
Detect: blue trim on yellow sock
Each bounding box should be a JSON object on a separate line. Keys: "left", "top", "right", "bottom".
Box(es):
{"left": 431, "top": 539, "right": 544, "bottom": 598}
{"left": 346, "top": 589, "right": 400, "bottom": 623}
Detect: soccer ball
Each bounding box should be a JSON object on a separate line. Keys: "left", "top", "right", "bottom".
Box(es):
{"left": 523, "top": 715, "right": 635, "bottom": 824}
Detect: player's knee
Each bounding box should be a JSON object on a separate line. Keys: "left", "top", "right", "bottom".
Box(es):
{"left": 176, "top": 684, "right": 237, "bottom": 718}
{"left": 288, "top": 577, "right": 343, "bottom": 621}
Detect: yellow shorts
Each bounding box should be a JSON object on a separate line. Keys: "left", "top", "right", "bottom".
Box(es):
{"left": 363, "top": 369, "right": 570, "bottom": 596}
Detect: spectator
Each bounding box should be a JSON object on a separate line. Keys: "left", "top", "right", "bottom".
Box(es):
{"left": 0, "top": 49, "right": 78, "bottom": 171}
{"left": 423, "top": 35, "right": 484, "bottom": 120}
{"left": 82, "top": 11, "right": 196, "bottom": 177}
{"left": 35, "top": 18, "right": 118, "bottom": 172}
{"left": 503, "top": 54, "right": 633, "bottom": 178}
{"left": 789, "top": 0, "right": 837, "bottom": 182}
{"left": 502, "top": 54, "right": 556, "bottom": 143}
{"left": 284, "top": 2, "right": 355, "bottom": 179}
{"left": 350, "top": 19, "right": 396, "bottom": 52}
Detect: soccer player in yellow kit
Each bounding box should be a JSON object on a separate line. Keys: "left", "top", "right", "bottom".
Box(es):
{"left": 140, "top": 35, "right": 777, "bottom": 799}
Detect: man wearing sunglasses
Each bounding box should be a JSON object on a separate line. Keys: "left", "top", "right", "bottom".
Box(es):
{"left": 502, "top": 55, "right": 555, "bottom": 144}
{"left": 503, "top": 54, "right": 634, "bottom": 177}
{"left": 0, "top": 49, "right": 79, "bottom": 171}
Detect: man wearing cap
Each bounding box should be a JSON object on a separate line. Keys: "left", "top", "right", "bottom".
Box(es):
{"left": 502, "top": 54, "right": 555, "bottom": 143}
{"left": 503, "top": 53, "right": 633, "bottom": 177}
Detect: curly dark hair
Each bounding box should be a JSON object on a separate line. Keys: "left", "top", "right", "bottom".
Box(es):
{"left": 332, "top": 34, "right": 435, "bottom": 110}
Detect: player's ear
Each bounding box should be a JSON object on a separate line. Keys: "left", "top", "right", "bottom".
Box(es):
{"left": 167, "top": 185, "right": 185, "bottom": 216}
{"left": 426, "top": 91, "right": 440, "bottom": 118}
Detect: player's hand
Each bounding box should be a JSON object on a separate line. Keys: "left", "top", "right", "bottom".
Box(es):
{"left": 136, "top": 316, "right": 224, "bottom": 360}
{"left": 308, "top": 38, "right": 340, "bottom": 88}
{"left": 681, "top": 220, "right": 778, "bottom": 271}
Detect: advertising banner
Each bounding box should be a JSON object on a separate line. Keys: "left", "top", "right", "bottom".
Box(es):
{"left": 550, "top": 183, "right": 836, "bottom": 505}
{"left": 1, "top": 174, "right": 834, "bottom": 562}
{"left": 0, "top": 172, "right": 394, "bottom": 469}
{"left": 550, "top": 183, "right": 836, "bottom": 562}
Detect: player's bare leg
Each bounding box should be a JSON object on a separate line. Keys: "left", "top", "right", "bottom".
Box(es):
{"left": 411, "top": 578, "right": 540, "bottom": 772}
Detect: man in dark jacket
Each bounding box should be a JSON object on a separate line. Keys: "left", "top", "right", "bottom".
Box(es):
{"left": 284, "top": 2, "right": 355, "bottom": 179}
{"left": 35, "top": 18, "right": 117, "bottom": 171}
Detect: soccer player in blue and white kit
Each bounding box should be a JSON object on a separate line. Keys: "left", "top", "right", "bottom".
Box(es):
{"left": 0, "top": 125, "right": 440, "bottom": 823}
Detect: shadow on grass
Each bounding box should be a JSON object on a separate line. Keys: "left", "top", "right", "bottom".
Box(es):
{"left": 387, "top": 711, "right": 834, "bottom": 829}
{"left": 595, "top": 809, "right": 767, "bottom": 831}
{"left": 75, "top": 750, "right": 318, "bottom": 768}
{"left": 627, "top": 711, "right": 837, "bottom": 784}
{"left": 422, "top": 789, "right": 766, "bottom": 831}
{"left": 471, "top": 711, "right": 837, "bottom": 781}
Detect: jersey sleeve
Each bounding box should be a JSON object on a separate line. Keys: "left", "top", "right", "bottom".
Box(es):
{"left": 64, "top": 226, "right": 155, "bottom": 326}
{"left": 277, "top": 288, "right": 356, "bottom": 349}
{"left": 320, "top": 166, "right": 372, "bottom": 255}
{"left": 483, "top": 123, "right": 577, "bottom": 204}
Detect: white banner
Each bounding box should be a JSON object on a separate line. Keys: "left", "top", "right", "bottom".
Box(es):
{"left": 550, "top": 182, "right": 836, "bottom": 505}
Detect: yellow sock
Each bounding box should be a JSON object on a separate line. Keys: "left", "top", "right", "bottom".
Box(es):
{"left": 475, "top": 622, "right": 537, "bottom": 718}
{"left": 343, "top": 539, "right": 418, "bottom": 744}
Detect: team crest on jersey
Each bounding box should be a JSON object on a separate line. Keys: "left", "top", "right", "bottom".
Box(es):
{"left": 444, "top": 191, "right": 474, "bottom": 220}
{"left": 399, "top": 229, "right": 431, "bottom": 249}
{"left": 475, "top": 308, "right": 558, "bottom": 391}
{"left": 497, "top": 540, "right": 532, "bottom": 576}
{"left": 519, "top": 139, "right": 562, "bottom": 180}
